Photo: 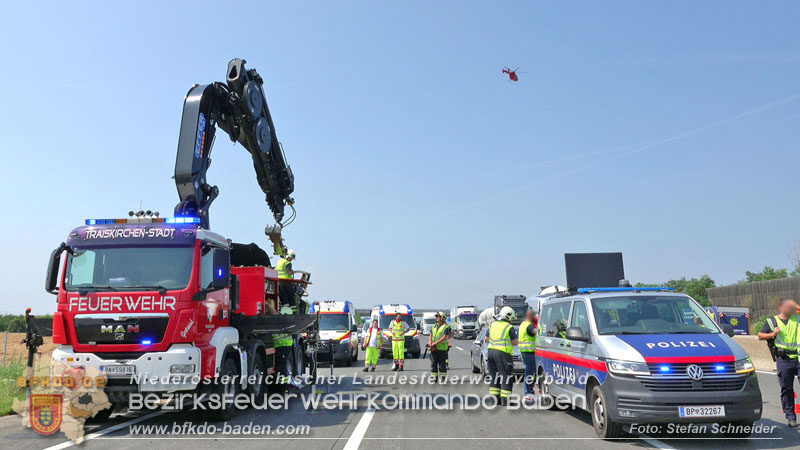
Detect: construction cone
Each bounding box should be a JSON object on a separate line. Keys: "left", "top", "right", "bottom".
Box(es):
{"left": 795, "top": 393, "right": 800, "bottom": 415}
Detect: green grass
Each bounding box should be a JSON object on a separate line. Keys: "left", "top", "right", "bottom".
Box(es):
{"left": 0, "top": 360, "right": 26, "bottom": 416}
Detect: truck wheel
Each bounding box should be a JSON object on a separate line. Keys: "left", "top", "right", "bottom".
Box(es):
{"left": 591, "top": 385, "right": 622, "bottom": 439}
{"left": 208, "top": 357, "right": 240, "bottom": 421}
{"left": 250, "top": 353, "right": 266, "bottom": 406}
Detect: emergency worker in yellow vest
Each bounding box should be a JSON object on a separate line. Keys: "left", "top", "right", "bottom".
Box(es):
{"left": 758, "top": 298, "right": 800, "bottom": 428}
{"left": 487, "top": 306, "right": 518, "bottom": 405}
{"left": 429, "top": 312, "right": 451, "bottom": 383}
{"left": 275, "top": 248, "right": 296, "bottom": 309}
{"left": 519, "top": 309, "right": 537, "bottom": 403}
{"left": 390, "top": 313, "right": 409, "bottom": 371}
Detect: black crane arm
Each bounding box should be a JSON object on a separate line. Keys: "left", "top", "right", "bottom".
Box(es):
{"left": 174, "top": 59, "right": 294, "bottom": 229}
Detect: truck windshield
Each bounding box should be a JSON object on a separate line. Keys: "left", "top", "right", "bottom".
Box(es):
{"left": 380, "top": 315, "right": 415, "bottom": 329}
{"left": 591, "top": 296, "right": 719, "bottom": 335}
{"left": 320, "top": 314, "right": 351, "bottom": 331}
{"left": 423, "top": 318, "right": 436, "bottom": 324}
{"left": 65, "top": 246, "right": 194, "bottom": 291}
{"left": 460, "top": 314, "right": 477, "bottom": 323}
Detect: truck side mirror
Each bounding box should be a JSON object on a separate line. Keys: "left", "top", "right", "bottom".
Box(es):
{"left": 45, "top": 242, "right": 66, "bottom": 295}
{"left": 210, "top": 248, "right": 231, "bottom": 290}
{"left": 721, "top": 324, "right": 735, "bottom": 338}
{"left": 566, "top": 327, "right": 590, "bottom": 342}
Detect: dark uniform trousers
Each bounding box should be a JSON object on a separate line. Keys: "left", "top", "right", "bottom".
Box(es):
{"left": 430, "top": 349, "right": 448, "bottom": 376}
{"left": 777, "top": 356, "right": 800, "bottom": 420}
{"left": 487, "top": 349, "right": 514, "bottom": 396}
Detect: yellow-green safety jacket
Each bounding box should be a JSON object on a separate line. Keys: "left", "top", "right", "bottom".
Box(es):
{"left": 431, "top": 323, "right": 450, "bottom": 351}
{"left": 488, "top": 320, "right": 513, "bottom": 354}
{"left": 519, "top": 319, "right": 536, "bottom": 353}
{"left": 767, "top": 314, "right": 798, "bottom": 359}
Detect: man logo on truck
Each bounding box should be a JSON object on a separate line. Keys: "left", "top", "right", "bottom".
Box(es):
{"left": 100, "top": 325, "right": 140, "bottom": 334}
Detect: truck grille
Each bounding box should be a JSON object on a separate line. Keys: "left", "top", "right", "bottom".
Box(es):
{"left": 74, "top": 315, "right": 169, "bottom": 345}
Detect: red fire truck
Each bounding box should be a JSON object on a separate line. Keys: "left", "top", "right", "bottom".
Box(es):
{"left": 44, "top": 59, "right": 318, "bottom": 420}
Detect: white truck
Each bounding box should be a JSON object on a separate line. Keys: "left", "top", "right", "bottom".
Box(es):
{"left": 449, "top": 305, "right": 478, "bottom": 339}
{"left": 421, "top": 312, "right": 437, "bottom": 335}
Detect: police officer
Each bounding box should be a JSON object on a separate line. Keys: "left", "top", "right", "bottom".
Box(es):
{"left": 758, "top": 297, "right": 800, "bottom": 427}
{"left": 429, "top": 312, "right": 450, "bottom": 383}
{"left": 519, "top": 309, "right": 537, "bottom": 404}
{"left": 487, "top": 306, "right": 518, "bottom": 405}
{"left": 390, "top": 313, "right": 409, "bottom": 371}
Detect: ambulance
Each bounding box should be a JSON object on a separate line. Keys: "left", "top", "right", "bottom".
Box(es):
{"left": 310, "top": 300, "right": 359, "bottom": 366}
{"left": 536, "top": 287, "right": 762, "bottom": 439}
{"left": 371, "top": 304, "right": 421, "bottom": 359}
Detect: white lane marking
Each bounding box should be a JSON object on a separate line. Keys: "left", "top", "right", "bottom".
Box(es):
{"left": 454, "top": 346, "right": 465, "bottom": 352}
{"left": 641, "top": 435, "right": 676, "bottom": 449}
{"left": 42, "top": 410, "right": 168, "bottom": 450}
{"left": 342, "top": 408, "right": 375, "bottom": 450}
{"left": 756, "top": 370, "right": 775, "bottom": 375}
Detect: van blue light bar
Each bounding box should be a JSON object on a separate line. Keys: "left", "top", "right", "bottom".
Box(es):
{"left": 577, "top": 287, "right": 675, "bottom": 293}
{"left": 166, "top": 216, "right": 201, "bottom": 224}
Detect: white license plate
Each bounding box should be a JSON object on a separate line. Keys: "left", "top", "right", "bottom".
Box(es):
{"left": 678, "top": 405, "right": 725, "bottom": 418}
{"left": 101, "top": 365, "right": 135, "bottom": 376}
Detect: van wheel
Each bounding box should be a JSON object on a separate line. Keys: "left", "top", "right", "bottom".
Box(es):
{"left": 536, "top": 371, "right": 557, "bottom": 411}
{"left": 208, "top": 357, "right": 240, "bottom": 421}
{"left": 250, "top": 353, "right": 266, "bottom": 406}
{"left": 591, "top": 385, "right": 622, "bottom": 439}
{"left": 352, "top": 347, "right": 359, "bottom": 362}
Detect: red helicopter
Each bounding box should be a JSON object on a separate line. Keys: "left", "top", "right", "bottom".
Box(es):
{"left": 502, "top": 67, "right": 520, "bottom": 82}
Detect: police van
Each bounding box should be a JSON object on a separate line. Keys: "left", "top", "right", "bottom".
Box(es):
{"left": 537, "top": 288, "right": 762, "bottom": 439}
{"left": 536, "top": 253, "right": 762, "bottom": 439}
{"left": 371, "top": 304, "right": 421, "bottom": 358}
{"left": 310, "top": 300, "right": 359, "bottom": 366}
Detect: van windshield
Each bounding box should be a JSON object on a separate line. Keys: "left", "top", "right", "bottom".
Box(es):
{"left": 320, "top": 314, "right": 351, "bottom": 331}
{"left": 591, "top": 296, "right": 719, "bottom": 335}
{"left": 380, "top": 315, "right": 415, "bottom": 329}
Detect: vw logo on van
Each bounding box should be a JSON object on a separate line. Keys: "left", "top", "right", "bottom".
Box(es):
{"left": 686, "top": 364, "right": 704, "bottom": 380}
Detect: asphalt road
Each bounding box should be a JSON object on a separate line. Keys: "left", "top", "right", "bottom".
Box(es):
{"left": 3, "top": 340, "right": 799, "bottom": 450}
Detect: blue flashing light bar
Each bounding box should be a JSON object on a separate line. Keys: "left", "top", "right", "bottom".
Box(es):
{"left": 577, "top": 287, "right": 675, "bottom": 293}
{"left": 715, "top": 365, "right": 726, "bottom": 372}
{"left": 141, "top": 340, "right": 152, "bottom": 345}
{"left": 166, "top": 216, "right": 201, "bottom": 224}
{"left": 659, "top": 365, "right": 671, "bottom": 373}
{"left": 85, "top": 219, "right": 116, "bottom": 225}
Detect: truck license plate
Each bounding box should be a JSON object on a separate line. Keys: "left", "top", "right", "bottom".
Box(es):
{"left": 678, "top": 405, "right": 725, "bottom": 418}
{"left": 101, "top": 365, "right": 135, "bottom": 376}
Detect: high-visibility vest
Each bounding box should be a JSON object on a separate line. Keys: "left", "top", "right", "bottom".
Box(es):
{"left": 276, "top": 258, "right": 292, "bottom": 279}
{"left": 767, "top": 315, "right": 798, "bottom": 358}
{"left": 366, "top": 326, "right": 382, "bottom": 347}
{"left": 390, "top": 320, "right": 407, "bottom": 341}
{"left": 519, "top": 320, "right": 536, "bottom": 353}
{"left": 488, "top": 321, "right": 513, "bottom": 354}
{"left": 432, "top": 323, "right": 450, "bottom": 351}
{"left": 273, "top": 333, "right": 293, "bottom": 348}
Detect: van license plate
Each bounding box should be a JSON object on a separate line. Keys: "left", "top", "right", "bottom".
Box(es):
{"left": 678, "top": 405, "right": 725, "bottom": 417}
{"left": 101, "top": 365, "right": 135, "bottom": 376}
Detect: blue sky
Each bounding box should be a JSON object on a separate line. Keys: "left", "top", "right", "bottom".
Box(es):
{"left": 1, "top": 2, "right": 799, "bottom": 313}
